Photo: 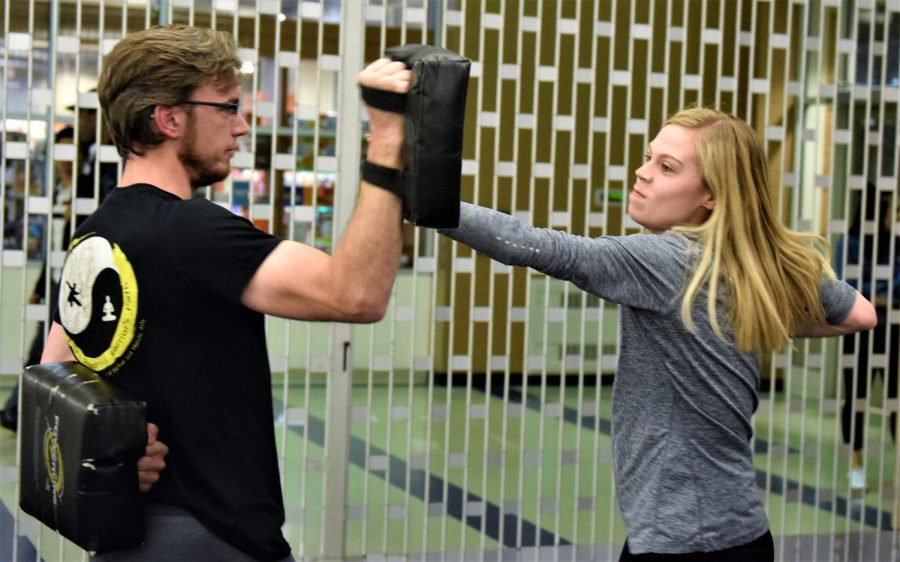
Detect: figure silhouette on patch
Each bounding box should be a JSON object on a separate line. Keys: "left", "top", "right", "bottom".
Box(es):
{"left": 66, "top": 281, "right": 82, "bottom": 307}
{"left": 102, "top": 295, "right": 117, "bottom": 322}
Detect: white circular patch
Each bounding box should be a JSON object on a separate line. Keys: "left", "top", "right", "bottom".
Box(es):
{"left": 58, "top": 236, "right": 118, "bottom": 335}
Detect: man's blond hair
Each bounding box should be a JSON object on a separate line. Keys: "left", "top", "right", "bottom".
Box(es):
{"left": 98, "top": 24, "right": 241, "bottom": 158}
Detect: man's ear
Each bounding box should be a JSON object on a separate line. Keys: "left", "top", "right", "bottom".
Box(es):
{"left": 149, "top": 105, "right": 184, "bottom": 140}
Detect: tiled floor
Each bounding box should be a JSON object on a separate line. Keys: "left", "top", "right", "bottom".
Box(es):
{"left": 1, "top": 375, "right": 898, "bottom": 560}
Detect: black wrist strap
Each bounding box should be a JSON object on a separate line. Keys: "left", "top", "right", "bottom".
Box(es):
{"left": 361, "top": 86, "right": 407, "bottom": 113}
{"left": 361, "top": 159, "right": 404, "bottom": 197}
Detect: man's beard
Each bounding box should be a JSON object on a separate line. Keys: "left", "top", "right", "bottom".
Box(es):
{"left": 178, "top": 118, "right": 230, "bottom": 189}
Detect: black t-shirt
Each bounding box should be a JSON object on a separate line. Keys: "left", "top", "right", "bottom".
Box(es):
{"left": 55, "top": 183, "right": 289, "bottom": 560}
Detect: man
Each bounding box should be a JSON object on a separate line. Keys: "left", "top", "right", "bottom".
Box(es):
{"left": 40, "top": 24, "right": 409, "bottom": 561}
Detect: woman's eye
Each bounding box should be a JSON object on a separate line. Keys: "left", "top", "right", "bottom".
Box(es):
{"left": 643, "top": 153, "right": 651, "bottom": 162}
{"left": 661, "top": 163, "right": 673, "bottom": 173}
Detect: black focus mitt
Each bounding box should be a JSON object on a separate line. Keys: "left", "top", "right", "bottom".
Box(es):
{"left": 19, "top": 362, "right": 146, "bottom": 554}
{"left": 361, "top": 44, "right": 471, "bottom": 228}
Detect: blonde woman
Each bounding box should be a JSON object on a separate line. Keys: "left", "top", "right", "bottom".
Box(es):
{"left": 439, "top": 108, "right": 876, "bottom": 560}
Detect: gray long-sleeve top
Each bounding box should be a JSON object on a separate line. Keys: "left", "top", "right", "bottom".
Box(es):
{"left": 440, "top": 202, "right": 857, "bottom": 554}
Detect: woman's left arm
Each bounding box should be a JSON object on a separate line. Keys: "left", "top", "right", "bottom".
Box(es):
{"left": 794, "top": 290, "right": 877, "bottom": 337}
{"left": 438, "top": 202, "right": 684, "bottom": 309}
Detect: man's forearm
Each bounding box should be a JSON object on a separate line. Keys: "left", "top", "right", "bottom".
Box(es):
{"left": 326, "top": 113, "right": 404, "bottom": 322}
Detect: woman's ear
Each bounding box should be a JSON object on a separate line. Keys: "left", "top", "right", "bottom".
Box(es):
{"left": 701, "top": 191, "right": 716, "bottom": 211}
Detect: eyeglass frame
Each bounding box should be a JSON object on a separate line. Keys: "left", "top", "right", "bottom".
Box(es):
{"left": 181, "top": 100, "right": 240, "bottom": 115}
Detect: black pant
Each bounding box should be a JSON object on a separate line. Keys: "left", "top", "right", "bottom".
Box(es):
{"left": 842, "top": 322, "right": 898, "bottom": 449}
{"left": 620, "top": 530, "right": 774, "bottom": 561}
{"left": 1, "top": 318, "right": 48, "bottom": 430}
{"left": 1, "top": 279, "right": 58, "bottom": 431}
{"left": 0, "top": 384, "right": 17, "bottom": 430}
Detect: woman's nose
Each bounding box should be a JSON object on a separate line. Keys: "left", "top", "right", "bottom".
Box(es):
{"left": 635, "top": 163, "right": 650, "bottom": 183}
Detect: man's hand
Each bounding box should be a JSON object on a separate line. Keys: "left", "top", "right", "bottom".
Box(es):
{"left": 358, "top": 58, "right": 410, "bottom": 169}
{"left": 138, "top": 423, "right": 168, "bottom": 493}
{"left": 357, "top": 57, "right": 411, "bottom": 97}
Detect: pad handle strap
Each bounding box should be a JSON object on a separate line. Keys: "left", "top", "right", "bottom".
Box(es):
{"left": 361, "top": 159, "right": 404, "bottom": 197}
{"left": 360, "top": 86, "right": 406, "bottom": 113}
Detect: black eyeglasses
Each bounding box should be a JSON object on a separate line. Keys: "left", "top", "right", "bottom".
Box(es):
{"left": 182, "top": 100, "right": 240, "bottom": 115}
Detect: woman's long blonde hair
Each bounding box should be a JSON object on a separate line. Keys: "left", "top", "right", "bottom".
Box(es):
{"left": 670, "top": 108, "right": 834, "bottom": 355}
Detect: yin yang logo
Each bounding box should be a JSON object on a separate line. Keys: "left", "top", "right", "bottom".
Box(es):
{"left": 58, "top": 234, "right": 138, "bottom": 372}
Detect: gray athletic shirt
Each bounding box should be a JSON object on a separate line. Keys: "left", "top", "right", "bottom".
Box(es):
{"left": 440, "top": 202, "right": 857, "bottom": 554}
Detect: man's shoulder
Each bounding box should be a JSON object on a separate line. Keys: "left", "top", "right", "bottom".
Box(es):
{"left": 124, "top": 186, "right": 234, "bottom": 220}
{"left": 103, "top": 185, "right": 264, "bottom": 238}
{"left": 179, "top": 196, "right": 254, "bottom": 226}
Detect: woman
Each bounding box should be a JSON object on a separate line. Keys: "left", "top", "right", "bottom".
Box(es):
{"left": 1, "top": 126, "right": 75, "bottom": 432}
{"left": 835, "top": 186, "right": 899, "bottom": 490}
{"left": 439, "top": 108, "right": 876, "bottom": 561}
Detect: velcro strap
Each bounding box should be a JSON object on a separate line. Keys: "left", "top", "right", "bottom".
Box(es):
{"left": 360, "top": 86, "right": 407, "bottom": 113}
{"left": 361, "top": 159, "right": 404, "bottom": 197}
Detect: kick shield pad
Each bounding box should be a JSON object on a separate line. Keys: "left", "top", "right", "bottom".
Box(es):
{"left": 387, "top": 44, "right": 471, "bottom": 228}
{"left": 19, "top": 362, "right": 146, "bottom": 553}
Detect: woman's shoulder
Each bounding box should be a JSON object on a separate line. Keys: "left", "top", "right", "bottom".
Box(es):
{"left": 617, "top": 230, "right": 695, "bottom": 256}
{"left": 605, "top": 231, "right": 695, "bottom": 274}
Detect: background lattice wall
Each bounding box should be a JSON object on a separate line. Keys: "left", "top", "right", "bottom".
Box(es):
{"left": 0, "top": 1, "right": 897, "bottom": 560}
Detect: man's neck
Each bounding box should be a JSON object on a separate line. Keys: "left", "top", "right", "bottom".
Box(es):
{"left": 118, "top": 148, "right": 193, "bottom": 200}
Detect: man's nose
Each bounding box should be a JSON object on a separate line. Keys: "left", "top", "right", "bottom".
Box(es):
{"left": 234, "top": 112, "right": 250, "bottom": 136}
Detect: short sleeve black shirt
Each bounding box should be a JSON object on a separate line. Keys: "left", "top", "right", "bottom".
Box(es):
{"left": 55, "top": 184, "right": 289, "bottom": 560}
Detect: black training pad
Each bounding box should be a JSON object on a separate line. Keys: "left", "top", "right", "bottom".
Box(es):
{"left": 387, "top": 44, "right": 471, "bottom": 228}
{"left": 19, "top": 362, "right": 146, "bottom": 553}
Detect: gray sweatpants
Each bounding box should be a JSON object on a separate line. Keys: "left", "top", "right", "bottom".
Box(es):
{"left": 92, "top": 504, "right": 294, "bottom": 562}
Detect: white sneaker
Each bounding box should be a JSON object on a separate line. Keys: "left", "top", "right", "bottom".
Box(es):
{"left": 850, "top": 467, "right": 866, "bottom": 490}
